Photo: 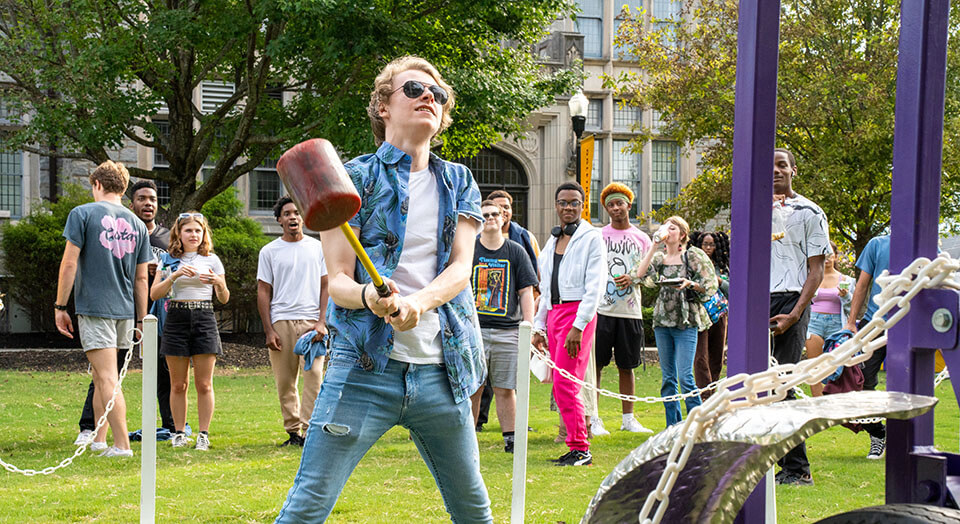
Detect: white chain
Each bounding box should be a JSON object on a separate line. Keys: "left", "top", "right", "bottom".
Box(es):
{"left": 634, "top": 255, "right": 960, "bottom": 524}
{"left": 1, "top": 329, "right": 140, "bottom": 476}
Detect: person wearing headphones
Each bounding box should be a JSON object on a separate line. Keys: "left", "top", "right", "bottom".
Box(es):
{"left": 532, "top": 181, "right": 606, "bottom": 467}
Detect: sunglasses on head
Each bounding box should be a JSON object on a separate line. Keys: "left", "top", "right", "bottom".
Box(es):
{"left": 178, "top": 212, "right": 204, "bottom": 221}
{"left": 392, "top": 80, "right": 449, "bottom": 106}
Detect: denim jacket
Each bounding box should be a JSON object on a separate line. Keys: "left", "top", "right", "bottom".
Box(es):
{"left": 327, "top": 142, "right": 485, "bottom": 403}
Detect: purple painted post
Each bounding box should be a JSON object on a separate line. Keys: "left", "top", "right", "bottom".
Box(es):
{"left": 727, "top": 0, "right": 782, "bottom": 521}
{"left": 887, "top": 0, "right": 952, "bottom": 505}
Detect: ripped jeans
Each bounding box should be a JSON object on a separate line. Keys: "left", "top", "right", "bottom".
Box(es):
{"left": 275, "top": 354, "right": 492, "bottom": 523}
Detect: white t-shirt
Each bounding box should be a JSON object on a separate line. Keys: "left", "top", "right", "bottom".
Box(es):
{"left": 770, "top": 193, "right": 831, "bottom": 293}
{"left": 166, "top": 252, "right": 225, "bottom": 301}
{"left": 598, "top": 224, "right": 652, "bottom": 319}
{"left": 257, "top": 236, "right": 328, "bottom": 322}
{"left": 389, "top": 167, "right": 444, "bottom": 364}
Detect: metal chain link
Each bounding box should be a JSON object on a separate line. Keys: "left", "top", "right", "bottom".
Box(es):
{"left": 634, "top": 254, "right": 960, "bottom": 524}
{"left": 1, "top": 328, "right": 140, "bottom": 476}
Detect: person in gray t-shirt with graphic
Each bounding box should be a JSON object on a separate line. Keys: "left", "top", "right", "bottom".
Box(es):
{"left": 55, "top": 160, "right": 151, "bottom": 458}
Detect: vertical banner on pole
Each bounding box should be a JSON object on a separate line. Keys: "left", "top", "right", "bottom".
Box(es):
{"left": 511, "top": 322, "right": 533, "bottom": 524}
{"left": 141, "top": 315, "right": 158, "bottom": 524}
{"left": 580, "top": 135, "right": 595, "bottom": 221}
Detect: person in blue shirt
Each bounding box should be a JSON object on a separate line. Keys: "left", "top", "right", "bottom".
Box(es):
{"left": 275, "top": 56, "right": 491, "bottom": 523}
{"left": 843, "top": 234, "right": 890, "bottom": 460}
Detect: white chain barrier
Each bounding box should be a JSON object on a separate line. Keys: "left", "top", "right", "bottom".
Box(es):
{"left": 1, "top": 328, "right": 140, "bottom": 476}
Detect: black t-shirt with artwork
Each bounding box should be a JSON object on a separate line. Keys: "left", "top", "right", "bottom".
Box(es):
{"left": 471, "top": 239, "right": 539, "bottom": 330}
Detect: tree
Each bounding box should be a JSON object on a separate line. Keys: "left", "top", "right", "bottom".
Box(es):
{"left": 609, "top": 0, "right": 960, "bottom": 255}
{"left": 0, "top": 0, "right": 579, "bottom": 222}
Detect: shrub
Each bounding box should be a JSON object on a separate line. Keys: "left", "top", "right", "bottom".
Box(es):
{"left": 201, "top": 187, "right": 271, "bottom": 332}
{"left": 0, "top": 184, "right": 92, "bottom": 331}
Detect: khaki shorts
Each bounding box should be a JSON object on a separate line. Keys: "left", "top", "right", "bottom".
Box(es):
{"left": 78, "top": 315, "right": 134, "bottom": 352}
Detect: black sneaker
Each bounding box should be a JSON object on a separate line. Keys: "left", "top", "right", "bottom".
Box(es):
{"left": 775, "top": 472, "right": 813, "bottom": 486}
{"left": 504, "top": 441, "right": 514, "bottom": 453}
{"left": 555, "top": 449, "right": 592, "bottom": 466}
{"left": 280, "top": 433, "right": 304, "bottom": 447}
{"left": 475, "top": 424, "right": 484, "bottom": 433}
{"left": 549, "top": 450, "right": 576, "bottom": 463}
{"left": 866, "top": 435, "right": 885, "bottom": 459}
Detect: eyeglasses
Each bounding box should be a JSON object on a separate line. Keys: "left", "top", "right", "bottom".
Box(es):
{"left": 391, "top": 80, "right": 449, "bottom": 106}
{"left": 556, "top": 199, "right": 583, "bottom": 209}
{"left": 482, "top": 211, "right": 501, "bottom": 219}
{"left": 178, "top": 213, "right": 204, "bottom": 221}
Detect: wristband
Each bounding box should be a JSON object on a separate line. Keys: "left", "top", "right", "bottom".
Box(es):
{"left": 360, "top": 283, "right": 371, "bottom": 312}
{"left": 54, "top": 304, "right": 68, "bottom": 311}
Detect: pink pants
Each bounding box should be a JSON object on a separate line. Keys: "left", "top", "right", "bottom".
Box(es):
{"left": 547, "top": 301, "right": 597, "bottom": 452}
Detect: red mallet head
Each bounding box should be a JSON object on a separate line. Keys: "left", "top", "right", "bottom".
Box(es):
{"left": 276, "top": 138, "right": 361, "bottom": 232}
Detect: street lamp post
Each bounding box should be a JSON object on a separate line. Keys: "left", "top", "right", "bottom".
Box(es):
{"left": 568, "top": 90, "right": 588, "bottom": 182}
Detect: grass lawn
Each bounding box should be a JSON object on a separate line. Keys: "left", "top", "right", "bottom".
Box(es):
{"left": 0, "top": 364, "right": 957, "bottom": 523}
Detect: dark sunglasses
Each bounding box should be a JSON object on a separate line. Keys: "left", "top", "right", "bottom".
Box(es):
{"left": 482, "top": 211, "right": 501, "bottom": 219}
{"left": 392, "top": 80, "right": 449, "bottom": 106}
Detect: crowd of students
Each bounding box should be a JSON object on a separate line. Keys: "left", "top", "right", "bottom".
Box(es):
{"left": 53, "top": 56, "right": 895, "bottom": 521}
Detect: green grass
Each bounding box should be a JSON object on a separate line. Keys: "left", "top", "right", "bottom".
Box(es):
{"left": 0, "top": 365, "right": 957, "bottom": 523}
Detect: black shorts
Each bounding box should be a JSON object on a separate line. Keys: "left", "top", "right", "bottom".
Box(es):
{"left": 594, "top": 314, "right": 644, "bottom": 370}
{"left": 159, "top": 305, "right": 222, "bottom": 357}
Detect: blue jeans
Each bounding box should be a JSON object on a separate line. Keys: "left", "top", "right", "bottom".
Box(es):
{"left": 275, "top": 354, "right": 492, "bottom": 523}
{"left": 654, "top": 327, "right": 702, "bottom": 426}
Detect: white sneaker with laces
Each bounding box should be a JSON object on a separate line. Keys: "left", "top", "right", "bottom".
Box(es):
{"left": 590, "top": 417, "right": 611, "bottom": 436}
{"left": 621, "top": 417, "right": 655, "bottom": 434}
{"left": 90, "top": 441, "right": 108, "bottom": 452}
{"left": 195, "top": 433, "right": 210, "bottom": 451}
{"left": 866, "top": 435, "right": 885, "bottom": 459}
{"left": 99, "top": 446, "right": 133, "bottom": 458}
{"left": 74, "top": 430, "right": 94, "bottom": 446}
{"left": 171, "top": 432, "right": 191, "bottom": 448}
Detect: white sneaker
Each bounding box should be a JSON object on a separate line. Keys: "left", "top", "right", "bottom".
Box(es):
{"left": 99, "top": 446, "right": 133, "bottom": 458}
{"left": 590, "top": 417, "right": 611, "bottom": 436}
{"left": 195, "top": 433, "right": 210, "bottom": 451}
{"left": 171, "top": 432, "right": 191, "bottom": 448}
{"left": 74, "top": 430, "right": 94, "bottom": 446}
{"left": 90, "top": 441, "right": 108, "bottom": 452}
{"left": 621, "top": 417, "right": 655, "bottom": 434}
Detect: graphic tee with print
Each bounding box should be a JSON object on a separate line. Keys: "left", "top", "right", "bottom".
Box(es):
{"left": 769, "top": 193, "right": 831, "bottom": 293}
{"left": 599, "top": 224, "right": 652, "bottom": 319}
{"left": 471, "top": 239, "right": 538, "bottom": 330}
{"left": 63, "top": 201, "right": 151, "bottom": 318}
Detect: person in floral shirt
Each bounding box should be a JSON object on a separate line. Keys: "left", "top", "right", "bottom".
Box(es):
{"left": 275, "top": 56, "right": 491, "bottom": 523}
{"left": 636, "top": 216, "right": 717, "bottom": 426}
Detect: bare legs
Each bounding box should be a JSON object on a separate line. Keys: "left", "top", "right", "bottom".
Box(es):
{"left": 166, "top": 354, "right": 217, "bottom": 432}
{"left": 86, "top": 347, "right": 130, "bottom": 450}
{"left": 805, "top": 335, "right": 825, "bottom": 396}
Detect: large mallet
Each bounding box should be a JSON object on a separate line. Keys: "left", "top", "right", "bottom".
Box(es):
{"left": 276, "top": 138, "right": 394, "bottom": 301}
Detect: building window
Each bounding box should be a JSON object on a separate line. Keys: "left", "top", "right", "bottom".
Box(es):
{"left": 651, "top": 109, "right": 668, "bottom": 135}
{"left": 614, "top": 101, "right": 641, "bottom": 131}
{"left": 590, "top": 138, "right": 604, "bottom": 221}
{"left": 458, "top": 148, "right": 530, "bottom": 227}
{"left": 576, "top": 0, "right": 604, "bottom": 59}
{"left": 586, "top": 99, "right": 603, "bottom": 131}
{"left": 201, "top": 81, "right": 236, "bottom": 114}
{"left": 0, "top": 148, "right": 22, "bottom": 218}
{"left": 613, "top": 139, "right": 642, "bottom": 220}
{"left": 613, "top": 3, "right": 642, "bottom": 60}
{"left": 151, "top": 119, "right": 172, "bottom": 208}
{"left": 652, "top": 0, "right": 681, "bottom": 48}
{"left": 249, "top": 156, "right": 283, "bottom": 212}
{"left": 652, "top": 140, "right": 680, "bottom": 210}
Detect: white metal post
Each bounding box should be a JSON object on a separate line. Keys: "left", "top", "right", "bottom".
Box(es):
{"left": 511, "top": 321, "right": 533, "bottom": 524}
{"left": 140, "top": 315, "right": 157, "bottom": 524}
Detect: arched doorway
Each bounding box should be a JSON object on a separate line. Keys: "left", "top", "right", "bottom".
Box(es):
{"left": 459, "top": 148, "right": 530, "bottom": 228}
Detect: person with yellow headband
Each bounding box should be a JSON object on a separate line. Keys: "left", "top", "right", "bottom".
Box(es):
{"left": 590, "top": 182, "right": 655, "bottom": 436}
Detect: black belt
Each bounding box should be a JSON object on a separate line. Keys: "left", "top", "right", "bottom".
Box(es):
{"left": 169, "top": 301, "right": 214, "bottom": 310}
{"left": 551, "top": 299, "right": 579, "bottom": 305}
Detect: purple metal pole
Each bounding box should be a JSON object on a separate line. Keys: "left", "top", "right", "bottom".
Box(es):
{"left": 887, "top": 0, "right": 951, "bottom": 505}
{"left": 728, "top": 1, "right": 782, "bottom": 521}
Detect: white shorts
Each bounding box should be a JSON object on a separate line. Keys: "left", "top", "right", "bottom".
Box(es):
{"left": 78, "top": 315, "right": 134, "bottom": 352}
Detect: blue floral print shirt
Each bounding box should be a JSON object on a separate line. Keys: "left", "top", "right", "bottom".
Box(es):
{"left": 327, "top": 141, "right": 485, "bottom": 403}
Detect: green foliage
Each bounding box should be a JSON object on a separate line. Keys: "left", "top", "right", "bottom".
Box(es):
{"left": 0, "top": 184, "right": 92, "bottom": 331}
{"left": 609, "top": 0, "right": 960, "bottom": 256}
{"left": 0, "top": 0, "right": 579, "bottom": 222}
{"left": 201, "top": 188, "right": 270, "bottom": 332}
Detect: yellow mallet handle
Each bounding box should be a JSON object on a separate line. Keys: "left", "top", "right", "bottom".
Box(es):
{"left": 339, "top": 223, "right": 393, "bottom": 299}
